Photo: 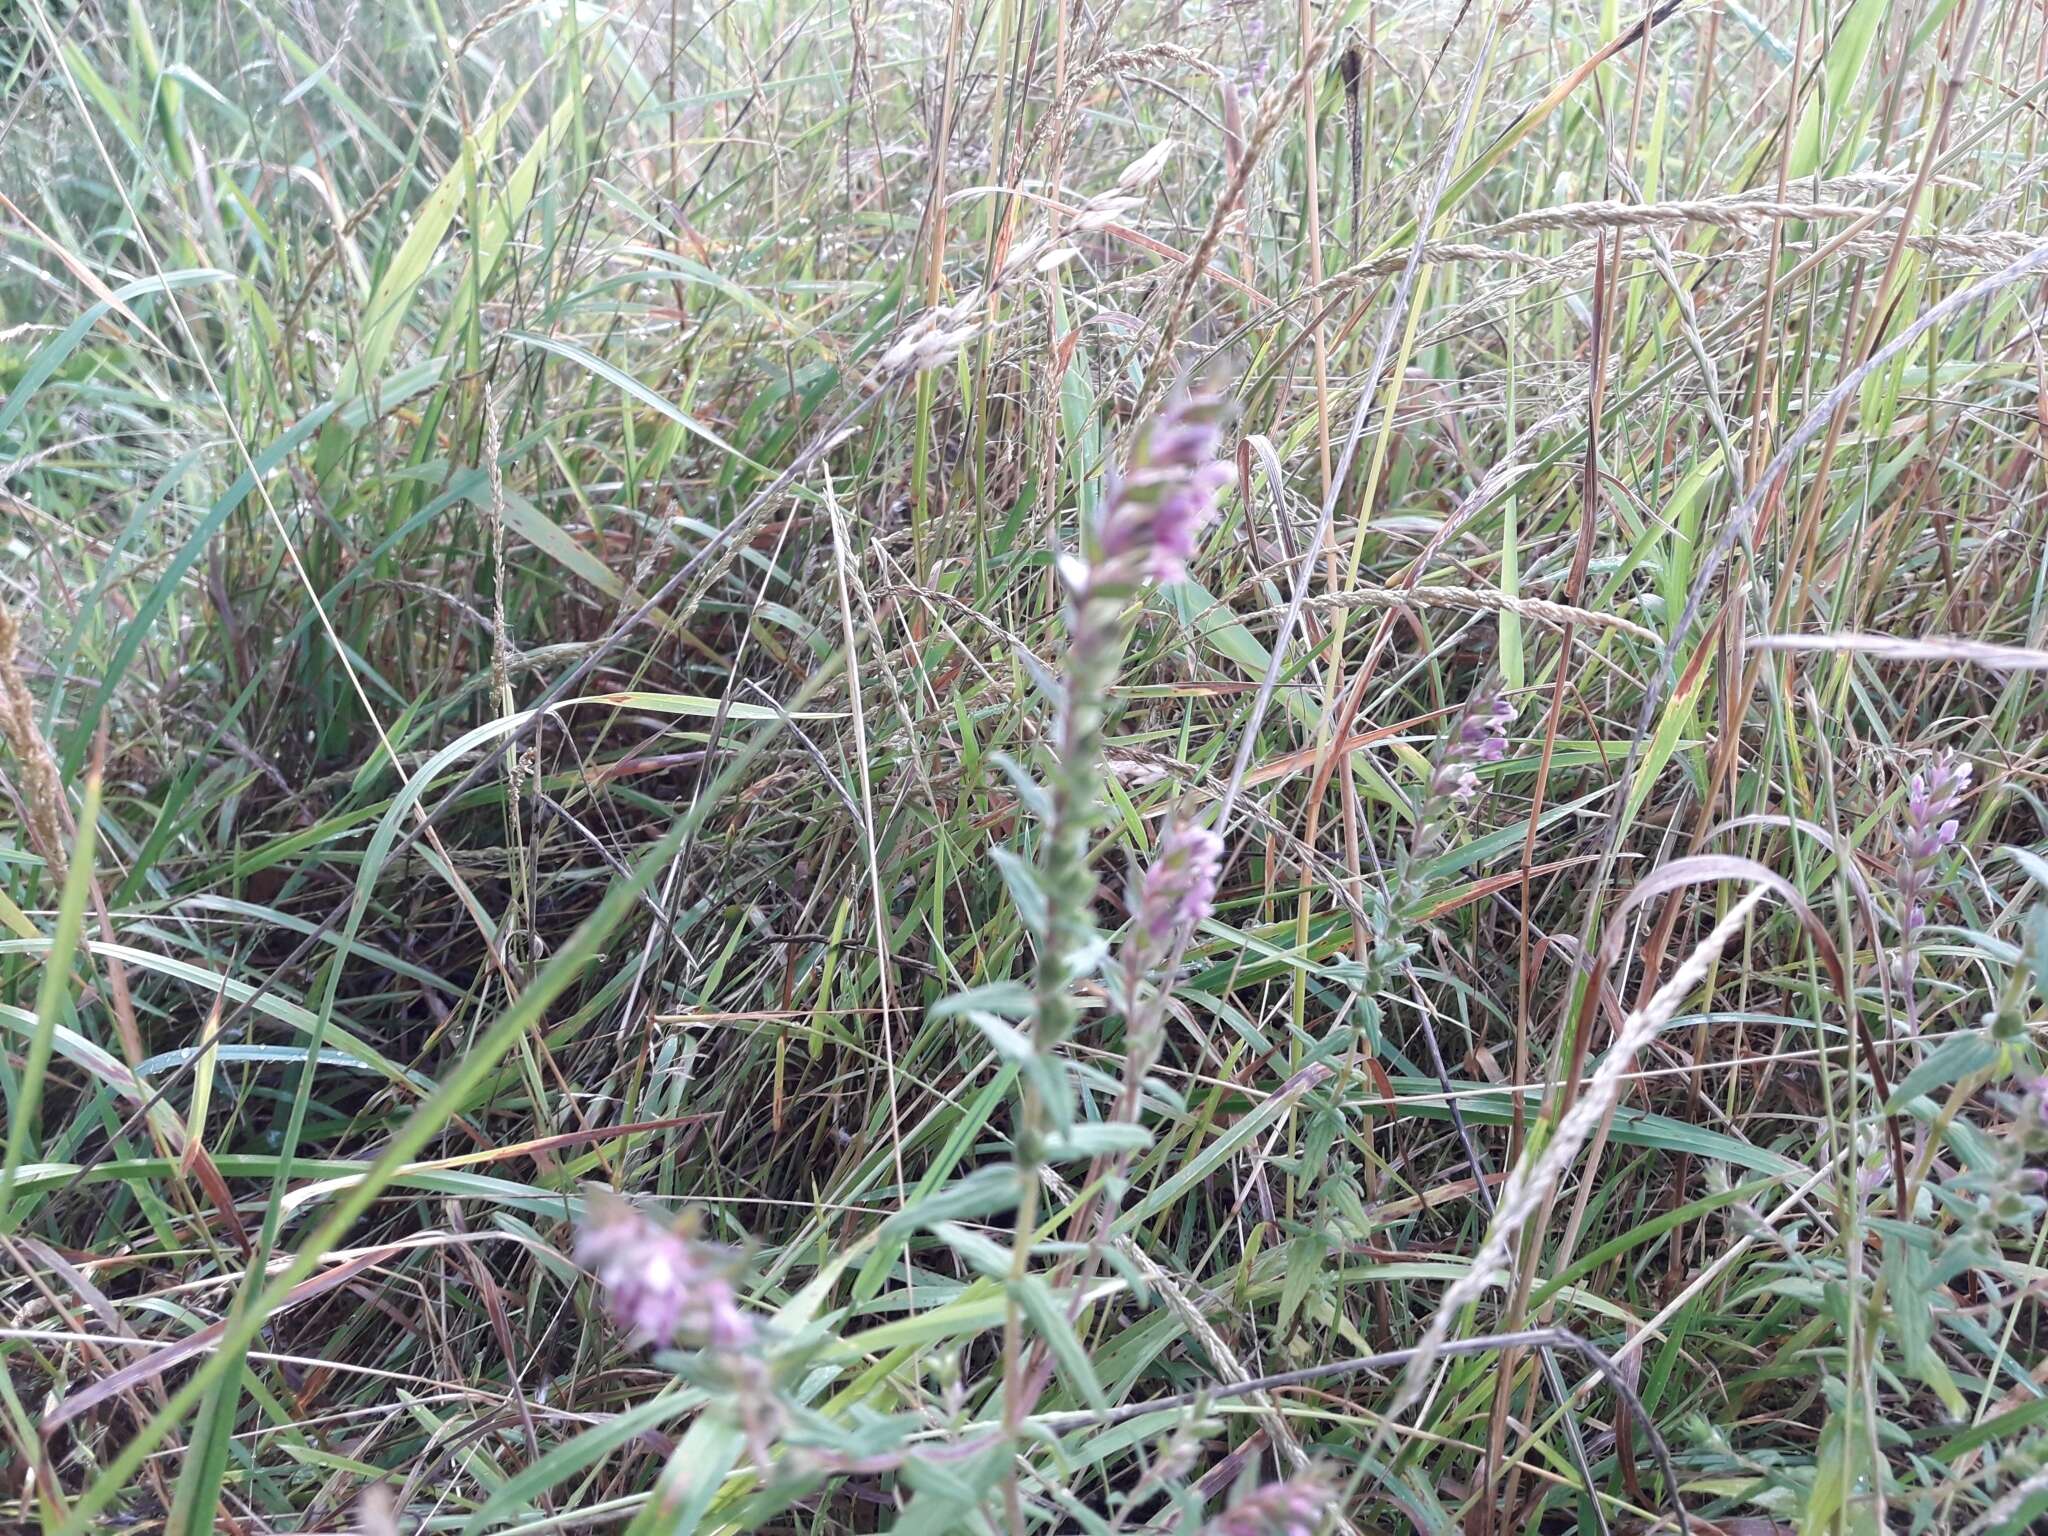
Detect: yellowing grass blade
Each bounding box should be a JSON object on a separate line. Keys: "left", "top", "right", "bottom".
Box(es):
{"left": 178, "top": 972, "right": 232, "bottom": 1177}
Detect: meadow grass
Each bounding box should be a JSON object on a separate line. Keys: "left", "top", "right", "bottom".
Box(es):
{"left": 2, "top": 0, "right": 2048, "bottom": 1530}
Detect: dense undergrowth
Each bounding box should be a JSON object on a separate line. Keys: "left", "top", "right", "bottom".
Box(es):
{"left": 3, "top": 0, "right": 2048, "bottom": 1530}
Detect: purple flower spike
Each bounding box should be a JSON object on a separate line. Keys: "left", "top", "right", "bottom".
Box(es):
{"left": 1430, "top": 761, "right": 1482, "bottom": 804}
{"left": 1134, "top": 822, "right": 1225, "bottom": 944}
{"left": 1204, "top": 1471, "right": 1335, "bottom": 1536}
{"left": 1460, "top": 694, "right": 1515, "bottom": 762}
{"left": 1427, "top": 688, "right": 1513, "bottom": 808}
{"left": 1096, "top": 387, "right": 1234, "bottom": 585}
{"left": 1897, "top": 750, "right": 1971, "bottom": 933}
{"left": 575, "top": 1197, "right": 756, "bottom": 1354}
{"left": 1902, "top": 751, "right": 1971, "bottom": 865}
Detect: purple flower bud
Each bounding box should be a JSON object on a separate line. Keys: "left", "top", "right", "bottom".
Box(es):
{"left": 575, "top": 1198, "right": 757, "bottom": 1354}
{"left": 1901, "top": 823, "right": 1959, "bottom": 863}
{"left": 1096, "top": 388, "right": 1234, "bottom": 585}
{"left": 1143, "top": 413, "right": 1224, "bottom": 469}
{"left": 1134, "top": 822, "right": 1225, "bottom": 942}
{"left": 1204, "top": 1471, "right": 1335, "bottom": 1536}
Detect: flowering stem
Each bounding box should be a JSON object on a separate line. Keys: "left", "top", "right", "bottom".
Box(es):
{"left": 994, "top": 386, "right": 1233, "bottom": 1526}
{"left": 1031, "top": 585, "right": 1126, "bottom": 1051}
{"left": 1012, "top": 821, "right": 1227, "bottom": 1427}
{"left": 999, "top": 575, "right": 1127, "bottom": 1489}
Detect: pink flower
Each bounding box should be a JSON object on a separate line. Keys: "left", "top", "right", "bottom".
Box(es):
{"left": 1427, "top": 689, "right": 1513, "bottom": 806}
{"left": 1096, "top": 388, "right": 1234, "bottom": 585}
{"left": 1204, "top": 1471, "right": 1335, "bottom": 1536}
{"left": 1134, "top": 822, "right": 1225, "bottom": 943}
{"left": 575, "top": 1197, "right": 756, "bottom": 1353}
{"left": 1459, "top": 694, "right": 1514, "bottom": 762}
{"left": 1897, "top": 751, "right": 1972, "bottom": 932}
{"left": 1901, "top": 751, "right": 1972, "bottom": 867}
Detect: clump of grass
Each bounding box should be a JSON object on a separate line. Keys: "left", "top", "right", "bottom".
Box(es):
{"left": 4, "top": 0, "right": 2048, "bottom": 1533}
